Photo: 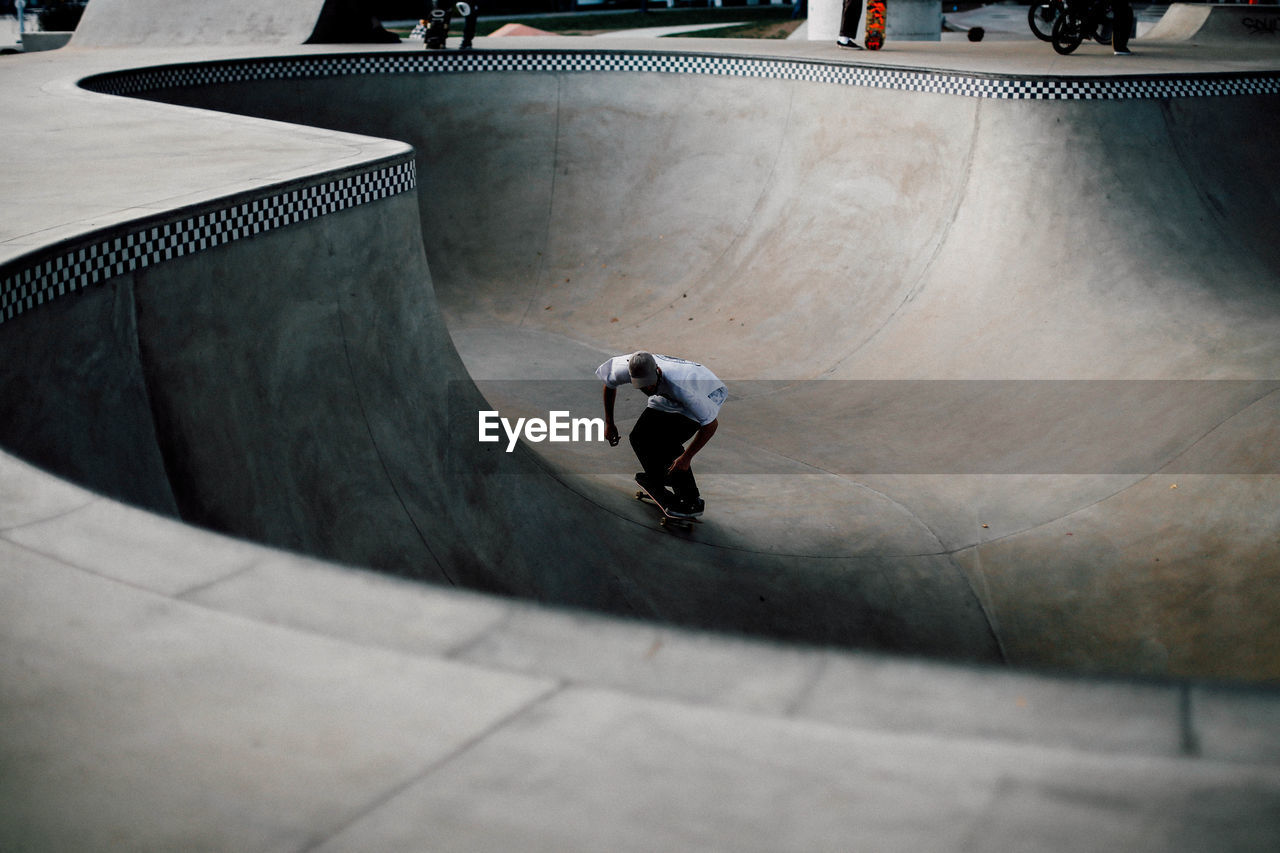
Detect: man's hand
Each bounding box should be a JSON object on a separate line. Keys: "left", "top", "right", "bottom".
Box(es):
{"left": 602, "top": 385, "right": 620, "bottom": 445}
{"left": 667, "top": 418, "right": 717, "bottom": 474}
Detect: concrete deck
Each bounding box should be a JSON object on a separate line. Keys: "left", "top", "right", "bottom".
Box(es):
{"left": 3, "top": 7, "right": 1280, "bottom": 850}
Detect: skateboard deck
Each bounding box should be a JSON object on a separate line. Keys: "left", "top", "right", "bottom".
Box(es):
{"left": 634, "top": 484, "right": 701, "bottom": 530}
{"left": 864, "top": 0, "right": 886, "bottom": 50}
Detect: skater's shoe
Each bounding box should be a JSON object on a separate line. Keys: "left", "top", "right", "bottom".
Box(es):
{"left": 635, "top": 473, "right": 675, "bottom": 506}
{"left": 836, "top": 35, "right": 863, "bottom": 49}
{"left": 670, "top": 495, "right": 705, "bottom": 518}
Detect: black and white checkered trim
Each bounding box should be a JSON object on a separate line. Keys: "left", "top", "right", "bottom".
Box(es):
{"left": 0, "top": 158, "right": 415, "bottom": 325}
{"left": 13, "top": 49, "right": 1273, "bottom": 325}
{"left": 82, "top": 49, "right": 1280, "bottom": 102}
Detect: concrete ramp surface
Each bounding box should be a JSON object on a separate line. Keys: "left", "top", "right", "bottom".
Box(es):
{"left": 1146, "top": 2, "right": 1280, "bottom": 45}
{"left": 8, "top": 50, "right": 1280, "bottom": 682}
{"left": 71, "top": 0, "right": 389, "bottom": 46}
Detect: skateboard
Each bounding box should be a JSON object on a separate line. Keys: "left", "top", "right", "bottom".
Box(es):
{"left": 634, "top": 481, "right": 701, "bottom": 531}
{"left": 865, "top": 0, "right": 886, "bottom": 50}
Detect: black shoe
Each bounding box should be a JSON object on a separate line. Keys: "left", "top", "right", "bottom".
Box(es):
{"left": 636, "top": 473, "right": 674, "bottom": 505}
{"left": 670, "top": 495, "right": 705, "bottom": 518}
{"left": 836, "top": 35, "right": 863, "bottom": 49}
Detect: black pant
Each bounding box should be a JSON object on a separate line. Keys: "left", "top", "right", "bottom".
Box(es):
{"left": 630, "top": 408, "right": 700, "bottom": 500}
{"left": 1111, "top": 1, "right": 1134, "bottom": 51}
{"left": 839, "top": 0, "right": 866, "bottom": 38}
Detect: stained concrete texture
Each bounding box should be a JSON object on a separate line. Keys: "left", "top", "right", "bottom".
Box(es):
{"left": 3, "top": 25, "right": 1280, "bottom": 851}
{"left": 70, "top": 0, "right": 395, "bottom": 47}
{"left": 4, "top": 450, "right": 1280, "bottom": 852}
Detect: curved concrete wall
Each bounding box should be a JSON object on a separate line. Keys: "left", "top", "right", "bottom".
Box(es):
{"left": 4, "top": 51, "right": 1280, "bottom": 680}
{"left": 70, "top": 0, "right": 393, "bottom": 47}
{"left": 1146, "top": 3, "right": 1280, "bottom": 45}
{"left": 72, "top": 0, "right": 331, "bottom": 46}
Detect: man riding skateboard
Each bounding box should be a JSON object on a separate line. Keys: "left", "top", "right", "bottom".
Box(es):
{"left": 597, "top": 351, "right": 727, "bottom": 518}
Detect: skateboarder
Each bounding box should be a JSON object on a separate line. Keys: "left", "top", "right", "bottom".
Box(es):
{"left": 597, "top": 351, "right": 727, "bottom": 518}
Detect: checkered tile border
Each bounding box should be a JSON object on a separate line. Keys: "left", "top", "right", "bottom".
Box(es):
{"left": 81, "top": 49, "right": 1280, "bottom": 102}
{"left": 0, "top": 158, "right": 415, "bottom": 325}
{"left": 14, "top": 50, "right": 1274, "bottom": 325}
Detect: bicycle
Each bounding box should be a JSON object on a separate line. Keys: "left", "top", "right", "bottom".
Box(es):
{"left": 1027, "top": 0, "right": 1067, "bottom": 42}
{"left": 1050, "top": 0, "right": 1115, "bottom": 55}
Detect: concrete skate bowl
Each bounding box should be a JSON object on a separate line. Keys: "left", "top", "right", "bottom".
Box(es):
{"left": 7, "top": 50, "right": 1280, "bottom": 681}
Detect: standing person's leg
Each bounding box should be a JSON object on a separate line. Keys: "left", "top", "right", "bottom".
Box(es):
{"left": 1111, "top": 1, "right": 1134, "bottom": 53}
{"left": 837, "top": 0, "right": 867, "bottom": 47}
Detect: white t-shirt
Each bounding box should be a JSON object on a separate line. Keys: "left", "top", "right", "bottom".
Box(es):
{"left": 596, "top": 353, "right": 727, "bottom": 426}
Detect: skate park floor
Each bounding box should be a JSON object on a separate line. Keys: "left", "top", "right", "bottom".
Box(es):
{"left": 4, "top": 17, "right": 1280, "bottom": 851}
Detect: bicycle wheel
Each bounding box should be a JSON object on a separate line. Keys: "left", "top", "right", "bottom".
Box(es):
{"left": 1092, "top": 10, "right": 1115, "bottom": 45}
{"left": 1028, "top": 2, "right": 1061, "bottom": 42}
{"left": 1051, "top": 14, "right": 1084, "bottom": 55}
